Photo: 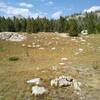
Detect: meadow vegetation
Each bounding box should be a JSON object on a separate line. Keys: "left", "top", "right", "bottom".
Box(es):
{"left": 0, "top": 32, "right": 100, "bottom": 100}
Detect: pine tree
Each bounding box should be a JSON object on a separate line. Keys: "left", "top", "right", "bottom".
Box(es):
{"left": 20, "top": 18, "right": 26, "bottom": 32}
{"left": 26, "top": 17, "right": 33, "bottom": 33}
{"left": 68, "top": 19, "right": 79, "bottom": 36}
{"left": 14, "top": 17, "right": 21, "bottom": 32}
{"left": 84, "top": 12, "right": 97, "bottom": 34}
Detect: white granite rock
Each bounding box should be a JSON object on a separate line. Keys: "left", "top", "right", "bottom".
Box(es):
{"left": 51, "top": 47, "right": 56, "bottom": 50}
{"left": 32, "top": 86, "right": 47, "bottom": 96}
{"left": 0, "top": 32, "right": 26, "bottom": 41}
{"left": 50, "top": 78, "right": 58, "bottom": 87}
{"left": 51, "top": 75, "right": 73, "bottom": 87}
{"left": 59, "top": 78, "right": 71, "bottom": 87}
{"left": 61, "top": 58, "right": 68, "bottom": 61}
{"left": 73, "top": 79, "right": 81, "bottom": 91}
{"left": 59, "top": 62, "right": 65, "bottom": 66}
{"left": 81, "top": 30, "right": 88, "bottom": 35}
{"left": 27, "top": 78, "right": 41, "bottom": 85}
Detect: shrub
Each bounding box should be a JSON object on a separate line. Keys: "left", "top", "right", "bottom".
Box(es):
{"left": 92, "top": 61, "right": 100, "bottom": 70}
{"left": 9, "top": 56, "right": 19, "bottom": 61}
{"left": 69, "top": 32, "right": 79, "bottom": 37}
{"left": 96, "top": 23, "right": 100, "bottom": 33}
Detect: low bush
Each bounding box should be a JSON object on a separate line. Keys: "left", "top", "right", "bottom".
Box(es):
{"left": 8, "top": 56, "right": 19, "bottom": 61}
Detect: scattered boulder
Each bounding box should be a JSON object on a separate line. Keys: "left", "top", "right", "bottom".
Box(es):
{"left": 36, "top": 45, "right": 40, "bottom": 48}
{"left": 71, "top": 38, "right": 76, "bottom": 41}
{"left": 50, "top": 78, "right": 58, "bottom": 87}
{"left": 27, "top": 75, "right": 82, "bottom": 96}
{"left": 75, "top": 52, "right": 80, "bottom": 55}
{"left": 27, "top": 45, "right": 32, "bottom": 48}
{"left": 73, "top": 79, "right": 81, "bottom": 91}
{"left": 78, "top": 48, "right": 83, "bottom": 52}
{"left": 80, "top": 39, "right": 86, "bottom": 42}
{"left": 81, "top": 30, "right": 88, "bottom": 35}
{"left": 52, "top": 66, "right": 58, "bottom": 71}
{"left": 48, "top": 42, "right": 52, "bottom": 45}
{"left": 50, "top": 75, "right": 73, "bottom": 87}
{"left": 59, "top": 78, "right": 71, "bottom": 87}
{"left": 32, "top": 86, "right": 47, "bottom": 96}
{"left": 22, "top": 44, "right": 26, "bottom": 47}
{"left": 32, "top": 45, "right": 36, "bottom": 48}
{"left": 50, "top": 75, "right": 81, "bottom": 92}
{"left": 59, "top": 62, "right": 65, "bottom": 66}
{"left": 51, "top": 47, "right": 56, "bottom": 50}
{"left": 27, "top": 78, "right": 41, "bottom": 85}
{"left": 61, "top": 57, "right": 68, "bottom": 61}
{"left": 32, "top": 42, "right": 36, "bottom": 45}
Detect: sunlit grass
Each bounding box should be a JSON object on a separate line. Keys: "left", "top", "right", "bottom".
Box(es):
{"left": 0, "top": 33, "right": 100, "bottom": 100}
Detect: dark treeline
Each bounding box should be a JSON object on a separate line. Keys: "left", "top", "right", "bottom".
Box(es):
{"left": 0, "top": 12, "right": 100, "bottom": 36}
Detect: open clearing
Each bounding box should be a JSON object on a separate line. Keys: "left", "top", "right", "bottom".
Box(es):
{"left": 0, "top": 32, "right": 100, "bottom": 100}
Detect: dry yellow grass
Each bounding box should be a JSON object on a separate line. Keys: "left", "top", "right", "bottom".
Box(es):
{"left": 0, "top": 33, "right": 100, "bottom": 100}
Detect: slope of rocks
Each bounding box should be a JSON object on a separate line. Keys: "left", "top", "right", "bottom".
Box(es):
{"left": 0, "top": 32, "right": 26, "bottom": 41}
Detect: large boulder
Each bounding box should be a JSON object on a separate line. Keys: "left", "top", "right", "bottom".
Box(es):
{"left": 50, "top": 75, "right": 73, "bottom": 87}
{"left": 32, "top": 86, "right": 47, "bottom": 96}
{"left": 50, "top": 75, "right": 81, "bottom": 92}
{"left": 73, "top": 79, "right": 81, "bottom": 91}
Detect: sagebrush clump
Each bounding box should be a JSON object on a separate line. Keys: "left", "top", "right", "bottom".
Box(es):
{"left": 8, "top": 56, "right": 19, "bottom": 61}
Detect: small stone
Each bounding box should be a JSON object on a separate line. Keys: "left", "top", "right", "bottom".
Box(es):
{"left": 51, "top": 47, "right": 56, "bottom": 50}
{"left": 79, "top": 48, "right": 83, "bottom": 52}
{"left": 22, "top": 44, "right": 26, "bottom": 47}
{"left": 36, "top": 45, "right": 40, "bottom": 48}
{"left": 81, "top": 39, "right": 86, "bottom": 42}
{"left": 61, "top": 58, "right": 68, "bottom": 61}
{"left": 59, "top": 62, "right": 65, "bottom": 66}
{"left": 32, "top": 42, "right": 36, "bottom": 45}
{"left": 27, "top": 45, "right": 32, "bottom": 48}
{"left": 75, "top": 52, "right": 79, "bottom": 55}
{"left": 52, "top": 66, "right": 58, "bottom": 71}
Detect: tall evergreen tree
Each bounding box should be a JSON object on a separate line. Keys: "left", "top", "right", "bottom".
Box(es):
{"left": 14, "top": 17, "right": 21, "bottom": 32}
{"left": 84, "top": 12, "right": 97, "bottom": 34}
{"left": 68, "top": 19, "right": 79, "bottom": 36}
{"left": 26, "top": 17, "right": 33, "bottom": 33}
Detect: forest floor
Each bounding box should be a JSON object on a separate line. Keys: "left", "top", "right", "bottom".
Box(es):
{"left": 0, "top": 32, "right": 100, "bottom": 100}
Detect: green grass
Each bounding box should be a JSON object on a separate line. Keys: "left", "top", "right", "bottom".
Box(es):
{"left": 0, "top": 33, "right": 100, "bottom": 100}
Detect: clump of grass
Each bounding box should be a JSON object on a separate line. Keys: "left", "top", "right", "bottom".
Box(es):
{"left": 8, "top": 56, "right": 19, "bottom": 61}
{"left": 93, "top": 65, "right": 100, "bottom": 70}
{"left": 0, "top": 47, "right": 5, "bottom": 52}
{"left": 92, "top": 61, "right": 100, "bottom": 70}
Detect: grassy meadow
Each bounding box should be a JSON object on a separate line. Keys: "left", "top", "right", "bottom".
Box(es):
{"left": 0, "top": 32, "right": 100, "bottom": 100}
